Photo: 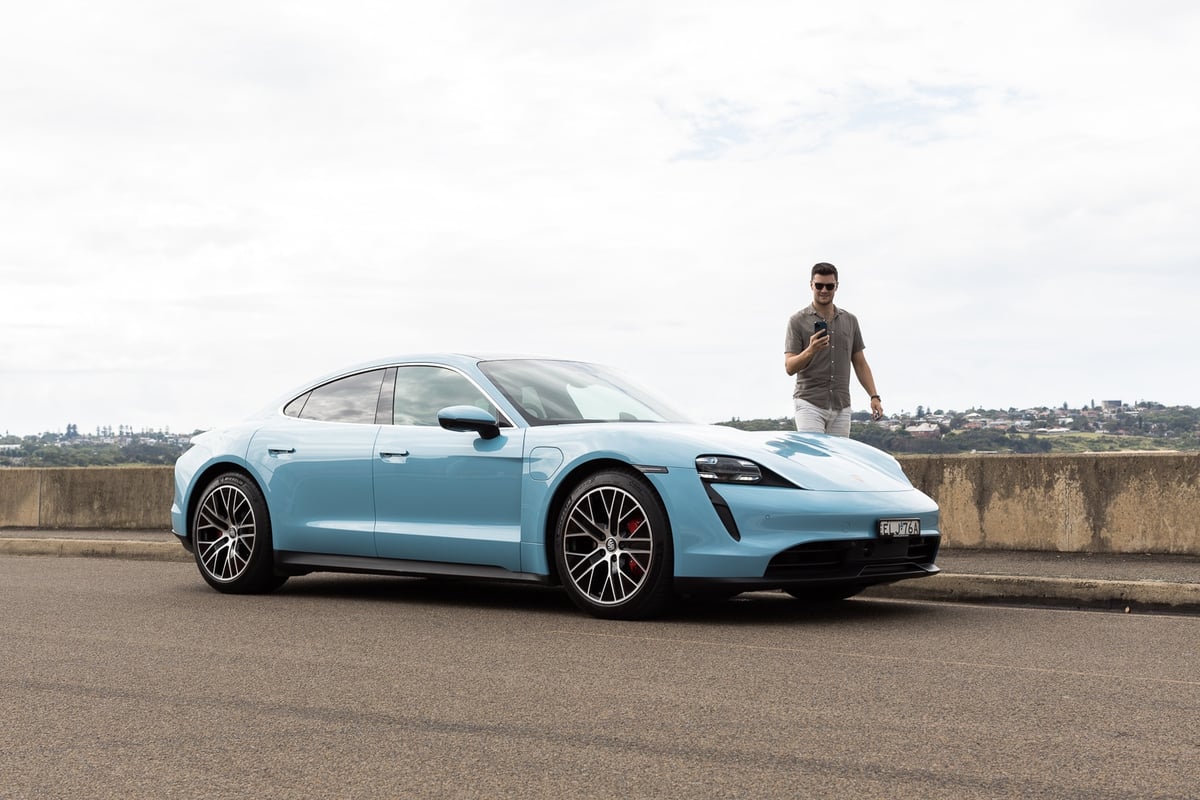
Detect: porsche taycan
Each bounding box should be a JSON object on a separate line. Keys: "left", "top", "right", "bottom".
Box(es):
{"left": 171, "top": 354, "right": 940, "bottom": 618}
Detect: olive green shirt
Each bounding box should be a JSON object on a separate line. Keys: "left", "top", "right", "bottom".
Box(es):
{"left": 784, "top": 305, "right": 866, "bottom": 410}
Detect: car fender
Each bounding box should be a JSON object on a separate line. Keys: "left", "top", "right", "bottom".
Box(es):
{"left": 170, "top": 425, "right": 263, "bottom": 541}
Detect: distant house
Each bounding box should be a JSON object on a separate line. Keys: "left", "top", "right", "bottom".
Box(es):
{"left": 904, "top": 423, "right": 941, "bottom": 439}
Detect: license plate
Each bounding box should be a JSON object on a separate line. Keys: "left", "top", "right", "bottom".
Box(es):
{"left": 878, "top": 518, "right": 920, "bottom": 538}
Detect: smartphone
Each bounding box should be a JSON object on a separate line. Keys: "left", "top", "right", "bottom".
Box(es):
{"left": 814, "top": 320, "right": 828, "bottom": 339}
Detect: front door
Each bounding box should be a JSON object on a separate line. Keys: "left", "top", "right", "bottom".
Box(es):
{"left": 372, "top": 365, "right": 524, "bottom": 571}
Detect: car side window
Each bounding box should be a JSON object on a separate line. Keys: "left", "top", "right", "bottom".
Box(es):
{"left": 392, "top": 366, "right": 498, "bottom": 426}
{"left": 289, "top": 369, "right": 387, "bottom": 424}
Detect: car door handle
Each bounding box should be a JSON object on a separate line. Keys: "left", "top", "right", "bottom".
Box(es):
{"left": 268, "top": 448, "right": 295, "bottom": 456}
{"left": 380, "top": 450, "right": 409, "bottom": 459}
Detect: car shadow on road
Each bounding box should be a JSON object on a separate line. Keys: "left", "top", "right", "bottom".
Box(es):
{"left": 265, "top": 574, "right": 936, "bottom": 624}
{"left": 273, "top": 573, "right": 575, "bottom": 613}
{"left": 667, "top": 591, "right": 936, "bottom": 625}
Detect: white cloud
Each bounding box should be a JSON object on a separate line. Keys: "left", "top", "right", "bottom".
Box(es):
{"left": 2, "top": 0, "right": 1199, "bottom": 434}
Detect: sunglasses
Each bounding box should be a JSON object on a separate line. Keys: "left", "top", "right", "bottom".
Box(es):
{"left": 812, "top": 282, "right": 837, "bottom": 291}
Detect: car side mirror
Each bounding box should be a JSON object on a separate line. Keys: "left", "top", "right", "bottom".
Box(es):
{"left": 437, "top": 405, "right": 502, "bottom": 439}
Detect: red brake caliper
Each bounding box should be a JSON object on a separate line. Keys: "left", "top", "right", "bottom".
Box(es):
{"left": 624, "top": 517, "right": 645, "bottom": 576}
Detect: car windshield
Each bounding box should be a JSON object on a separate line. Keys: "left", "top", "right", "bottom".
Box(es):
{"left": 479, "top": 359, "right": 695, "bottom": 426}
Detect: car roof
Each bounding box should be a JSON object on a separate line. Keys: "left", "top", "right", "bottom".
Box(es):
{"left": 251, "top": 352, "right": 593, "bottom": 423}
{"left": 333, "top": 352, "right": 566, "bottom": 373}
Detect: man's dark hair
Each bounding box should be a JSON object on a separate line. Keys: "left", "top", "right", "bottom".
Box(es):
{"left": 811, "top": 262, "right": 838, "bottom": 280}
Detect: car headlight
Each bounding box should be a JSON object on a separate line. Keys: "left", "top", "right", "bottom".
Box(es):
{"left": 696, "top": 456, "right": 762, "bottom": 483}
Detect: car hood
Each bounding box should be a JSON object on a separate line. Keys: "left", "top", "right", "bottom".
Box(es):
{"left": 640, "top": 424, "right": 915, "bottom": 492}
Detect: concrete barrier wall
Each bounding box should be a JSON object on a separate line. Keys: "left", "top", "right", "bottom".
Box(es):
{"left": 0, "top": 467, "right": 174, "bottom": 530}
{"left": 899, "top": 453, "right": 1200, "bottom": 555}
{"left": 1, "top": 455, "right": 1198, "bottom": 554}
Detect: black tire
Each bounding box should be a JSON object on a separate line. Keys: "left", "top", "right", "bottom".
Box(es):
{"left": 191, "top": 473, "right": 286, "bottom": 594}
{"left": 784, "top": 585, "right": 862, "bottom": 603}
{"left": 554, "top": 470, "right": 674, "bottom": 620}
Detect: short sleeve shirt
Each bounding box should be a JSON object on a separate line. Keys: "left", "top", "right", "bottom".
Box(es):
{"left": 784, "top": 305, "right": 866, "bottom": 410}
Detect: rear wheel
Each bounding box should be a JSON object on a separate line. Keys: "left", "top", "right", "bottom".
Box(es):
{"left": 554, "top": 470, "right": 673, "bottom": 620}
{"left": 192, "top": 473, "right": 286, "bottom": 594}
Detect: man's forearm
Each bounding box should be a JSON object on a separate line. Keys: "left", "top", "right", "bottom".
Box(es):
{"left": 854, "top": 362, "right": 878, "bottom": 398}
{"left": 784, "top": 351, "right": 813, "bottom": 375}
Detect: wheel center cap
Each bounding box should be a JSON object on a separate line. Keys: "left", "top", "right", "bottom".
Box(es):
{"left": 605, "top": 537, "right": 618, "bottom": 553}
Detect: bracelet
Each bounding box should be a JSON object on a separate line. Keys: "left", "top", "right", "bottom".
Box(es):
{"left": 870, "top": 395, "right": 881, "bottom": 400}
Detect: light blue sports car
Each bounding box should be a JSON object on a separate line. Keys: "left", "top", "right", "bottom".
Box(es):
{"left": 171, "top": 354, "right": 940, "bottom": 619}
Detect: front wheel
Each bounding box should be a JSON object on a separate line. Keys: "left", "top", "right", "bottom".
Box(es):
{"left": 554, "top": 470, "right": 674, "bottom": 620}
{"left": 191, "top": 473, "right": 286, "bottom": 594}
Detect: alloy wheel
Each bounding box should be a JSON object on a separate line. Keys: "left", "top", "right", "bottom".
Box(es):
{"left": 561, "top": 485, "right": 655, "bottom": 606}
{"left": 195, "top": 483, "right": 258, "bottom": 583}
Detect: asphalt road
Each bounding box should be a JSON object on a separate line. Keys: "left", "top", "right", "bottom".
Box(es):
{"left": 3, "top": 557, "right": 1198, "bottom": 800}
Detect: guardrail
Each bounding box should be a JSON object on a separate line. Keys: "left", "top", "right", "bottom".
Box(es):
{"left": 1, "top": 454, "right": 1198, "bottom": 554}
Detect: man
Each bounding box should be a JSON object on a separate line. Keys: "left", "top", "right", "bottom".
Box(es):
{"left": 783, "top": 262, "right": 883, "bottom": 435}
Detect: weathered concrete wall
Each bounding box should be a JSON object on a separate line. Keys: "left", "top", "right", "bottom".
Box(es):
{"left": 0, "top": 467, "right": 174, "bottom": 530}
{"left": 1, "top": 456, "right": 1198, "bottom": 553}
{"left": 899, "top": 453, "right": 1200, "bottom": 555}
{"left": 0, "top": 469, "right": 41, "bottom": 527}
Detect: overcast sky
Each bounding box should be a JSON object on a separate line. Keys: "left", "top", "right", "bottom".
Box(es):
{"left": 3, "top": 1, "right": 1198, "bottom": 436}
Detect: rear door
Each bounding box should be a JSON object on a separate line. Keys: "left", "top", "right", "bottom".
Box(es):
{"left": 249, "top": 368, "right": 389, "bottom": 556}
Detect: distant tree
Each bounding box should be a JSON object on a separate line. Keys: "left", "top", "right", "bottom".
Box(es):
{"left": 717, "top": 417, "right": 793, "bottom": 432}
{"left": 851, "top": 425, "right": 912, "bottom": 451}
{"left": 1016, "top": 434, "right": 1052, "bottom": 454}
{"left": 119, "top": 441, "right": 184, "bottom": 465}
